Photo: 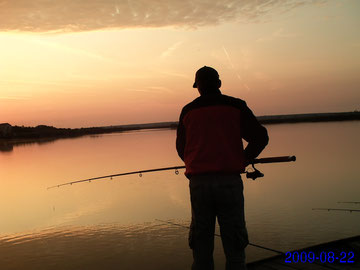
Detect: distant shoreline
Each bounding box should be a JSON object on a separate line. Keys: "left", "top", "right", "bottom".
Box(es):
{"left": 257, "top": 111, "right": 360, "bottom": 124}
{"left": 98, "top": 111, "right": 360, "bottom": 131}
{"left": 1, "top": 111, "right": 359, "bottom": 144}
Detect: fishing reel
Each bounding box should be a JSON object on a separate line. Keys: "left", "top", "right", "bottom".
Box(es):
{"left": 246, "top": 163, "right": 264, "bottom": 180}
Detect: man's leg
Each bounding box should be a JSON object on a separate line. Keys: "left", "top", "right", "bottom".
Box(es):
{"left": 189, "top": 175, "right": 216, "bottom": 270}
{"left": 215, "top": 175, "right": 248, "bottom": 270}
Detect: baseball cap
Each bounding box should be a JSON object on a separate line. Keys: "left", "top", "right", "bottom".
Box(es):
{"left": 193, "top": 66, "right": 220, "bottom": 88}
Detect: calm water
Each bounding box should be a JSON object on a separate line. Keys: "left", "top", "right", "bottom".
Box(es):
{"left": 0, "top": 121, "right": 359, "bottom": 269}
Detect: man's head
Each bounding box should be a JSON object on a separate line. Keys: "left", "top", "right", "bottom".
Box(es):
{"left": 193, "top": 66, "right": 221, "bottom": 94}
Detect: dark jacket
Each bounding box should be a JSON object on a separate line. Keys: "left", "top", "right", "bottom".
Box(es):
{"left": 176, "top": 90, "right": 268, "bottom": 176}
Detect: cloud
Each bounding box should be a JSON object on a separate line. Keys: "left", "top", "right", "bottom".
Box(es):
{"left": 161, "top": 41, "right": 183, "bottom": 58}
{"left": 124, "top": 86, "right": 171, "bottom": 93}
{"left": 0, "top": 0, "right": 327, "bottom": 33}
{"left": 222, "top": 46, "right": 251, "bottom": 91}
{"left": 256, "top": 27, "right": 300, "bottom": 42}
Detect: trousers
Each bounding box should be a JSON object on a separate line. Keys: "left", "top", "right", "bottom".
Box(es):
{"left": 189, "top": 174, "right": 248, "bottom": 270}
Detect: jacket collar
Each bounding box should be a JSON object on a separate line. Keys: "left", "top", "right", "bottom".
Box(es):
{"left": 200, "top": 88, "right": 222, "bottom": 96}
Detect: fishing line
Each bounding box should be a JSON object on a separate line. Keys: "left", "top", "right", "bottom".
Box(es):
{"left": 155, "top": 219, "right": 343, "bottom": 270}
{"left": 156, "top": 219, "right": 284, "bottom": 255}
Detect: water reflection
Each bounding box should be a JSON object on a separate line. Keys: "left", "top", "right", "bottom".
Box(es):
{"left": 0, "top": 220, "right": 294, "bottom": 270}
{"left": 0, "top": 221, "right": 194, "bottom": 270}
{"left": 0, "top": 138, "right": 57, "bottom": 152}
{"left": 0, "top": 122, "right": 359, "bottom": 268}
{"left": 0, "top": 129, "right": 173, "bottom": 153}
{"left": 0, "top": 141, "right": 13, "bottom": 152}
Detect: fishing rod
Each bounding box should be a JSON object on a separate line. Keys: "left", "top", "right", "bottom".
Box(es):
{"left": 312, "top": 208, "right": 360, "bottom": 213}
{"left": 337, "top": 201, "right": 360, "bottom": 204}
{"left": 47, "top": 155, "right": 296, "bottom": 190}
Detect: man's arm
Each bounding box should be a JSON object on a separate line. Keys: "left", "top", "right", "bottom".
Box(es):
{"left": 241, "top": 103, "right": 269, "bottom": 162}
{"left": 176, "top": 113, "right": 186, "bottom": 161}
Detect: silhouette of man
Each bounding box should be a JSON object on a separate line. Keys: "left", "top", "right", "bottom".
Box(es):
{"left": 176, "top": 66, "right": 268, "bottom": 270}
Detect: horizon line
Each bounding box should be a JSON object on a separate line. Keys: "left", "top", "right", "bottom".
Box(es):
{"left": 3, "top": 110, "right": 359, "bottom": 129}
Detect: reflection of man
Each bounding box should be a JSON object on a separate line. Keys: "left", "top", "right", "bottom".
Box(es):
{"left": 176, "top": 66, "right": 268, "bottom": 270}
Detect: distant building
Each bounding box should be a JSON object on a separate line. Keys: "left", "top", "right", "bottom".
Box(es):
{"left": 0, "top": 123, "right": 12, "bottom": 138}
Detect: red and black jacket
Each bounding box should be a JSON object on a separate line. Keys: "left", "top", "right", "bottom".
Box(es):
{"left": 176, "top": 90, "right": 268, "bottom": 177}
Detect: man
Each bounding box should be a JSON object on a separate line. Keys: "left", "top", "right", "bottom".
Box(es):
{"left": 176, "top": 66, "right": 268, "bottom": 270}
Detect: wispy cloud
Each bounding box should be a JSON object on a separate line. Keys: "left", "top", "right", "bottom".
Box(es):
{"left": 222, "top": 46, "right": 251, "bottom": 91}
{"left": 0, "top": 0, "right": 327, "bottom": 33}
{"left": 125, "top": 86, "right": 172, "bottom": 93}
{"left": 24, "top": 37, "right": 118, "bottom": 63}
{"left": 146, "top": 86, "right": 172, "bottom": 93}
{"left": 222, "top": 46, "right": 235, "bottom": 69}
{"left": 256, "top": 27, "right": 299, "bottom": 42}
{"left": 161, "top": 41, "right": 183, "bottom": 58}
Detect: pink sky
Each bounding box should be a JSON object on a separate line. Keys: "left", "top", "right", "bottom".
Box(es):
{"left": 0, "top": 0, "right": 359, "bottom": 128}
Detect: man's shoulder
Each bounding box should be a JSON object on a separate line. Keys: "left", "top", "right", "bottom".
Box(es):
{"left": 180, "top": 94, "right": 247, "bottom": 117}
{"left": 180, "top": 96, "right": 202, "bottom": 116}
{"left": 220, "top": 94, "right": 247, "bottom": 107}
{"left": 184, "top": 94, "right": 247, "bottom": 108}
{"left": 182, "top": 96, "right": 201, "bottom": 107}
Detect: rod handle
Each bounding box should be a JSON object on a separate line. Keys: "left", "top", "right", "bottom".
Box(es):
{"left": 254, "top": 156, "right": 296, "bottom": 164}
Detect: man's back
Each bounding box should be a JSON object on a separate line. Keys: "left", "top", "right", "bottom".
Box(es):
{"left": 176, "top": 89, "right": 268, "bottom": 177}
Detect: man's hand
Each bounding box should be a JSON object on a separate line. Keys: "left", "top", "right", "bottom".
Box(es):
{"left": 244, "top": 159, "right": 254, "bottom": 168}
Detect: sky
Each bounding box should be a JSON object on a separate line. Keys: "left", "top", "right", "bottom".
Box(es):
{"left": 0, "top": 0, "right": 359, "bottom": 128}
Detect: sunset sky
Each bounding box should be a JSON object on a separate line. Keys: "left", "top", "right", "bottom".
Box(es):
{"left": 0, "top": 0, "right": 359, "bottom": 128}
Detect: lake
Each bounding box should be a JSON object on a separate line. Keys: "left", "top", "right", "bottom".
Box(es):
{"left": 0, "top": 121, "right": 359, "bottom": 269}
